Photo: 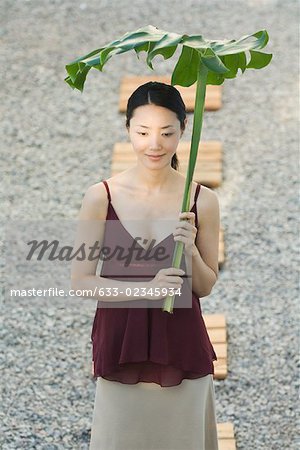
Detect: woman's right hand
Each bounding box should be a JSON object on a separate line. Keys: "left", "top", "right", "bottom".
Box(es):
{"left": 147, "top": 267, "right": 185, "bottom": 301}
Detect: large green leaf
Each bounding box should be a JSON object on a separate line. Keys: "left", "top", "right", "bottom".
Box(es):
{"left": 146, "top": 32, "right": 183, "bottom": 69}
{"left": 201, "top": 48, "right": 230, "bottom": 73}
{"left": 64, "top": 25, "right": 272, "bottom": 91}
{"left": 181, "top": 34, "right": 212, "bottom": 50}
{"left": 247, "top": 49, "right": 273, "bottom": 69}
{"left": 171, "top": 46, "right": 200, "bottom": 87}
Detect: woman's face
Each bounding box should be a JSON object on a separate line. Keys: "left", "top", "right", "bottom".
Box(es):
{"left": 127, "top": 104, "right": 186, "bottom": 169}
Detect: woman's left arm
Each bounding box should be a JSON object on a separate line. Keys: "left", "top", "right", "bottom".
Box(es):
{"left": 173, "top": 187, "right": 220, "bottom": 298}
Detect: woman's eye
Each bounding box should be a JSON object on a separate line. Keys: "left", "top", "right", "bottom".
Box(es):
{"left": 137, "top": 132, "right": 174, "bottom": 137}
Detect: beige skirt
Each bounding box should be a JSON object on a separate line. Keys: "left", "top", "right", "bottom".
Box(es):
{"left": 89, "top": 375, "right": 219, "bottom": 450}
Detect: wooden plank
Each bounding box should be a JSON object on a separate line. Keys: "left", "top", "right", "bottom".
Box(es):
{"left": 219, "top": 439, "right": 237, "bottom": 450}
{"left": 111, "top": 165, "right": 222, "bottom": 188}
{"left": 113, "top": 141, "right": 223, "bottom": 158}
{"left": 111, "top": 160, "right": 222, "bottom": 172}
{"left": 217, "top": 422, "right": 235, "bottom": 438}
{"left": 213, "top": 343, "right": 227, "bottom": 359}
{"left": 111, "top": 141, "right": 223, "bottom": 188}
{"left": 213, "top": 359, "right": 227, "bottom": 379}
{"left": 119, "top": 75, "right": 222, "bottom": 111}
{"left": 202, "top": 314, "right": 227, "bottom": 379}
{"left": 207, "top": 327, "right": 227, "bottom": 343}
{"left": 217, "top": 422, "right": 236, "bottom": 450}
{"left": 203, "top": 314, "right": 226, "bottom": 329}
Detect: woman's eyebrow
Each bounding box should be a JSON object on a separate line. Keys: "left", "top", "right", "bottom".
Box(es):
{"left": 136, "top": 125, "right": 175, "bottom": 129}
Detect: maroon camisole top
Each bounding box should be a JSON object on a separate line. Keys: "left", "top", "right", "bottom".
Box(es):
{"left": 90, "top": 180, "right": 217, "bottom": 387}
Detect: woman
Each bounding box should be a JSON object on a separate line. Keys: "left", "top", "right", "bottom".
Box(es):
{"left": 71, "top": 81, "right": 220, "bottom": 450}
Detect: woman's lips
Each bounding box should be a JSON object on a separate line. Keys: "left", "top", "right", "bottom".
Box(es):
{"left": 146, "top": 154, "right": 165, "bottom": 160}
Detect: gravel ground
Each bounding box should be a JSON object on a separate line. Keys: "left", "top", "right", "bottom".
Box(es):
{"left": 1, "top": 0, "right": 299, "bottom": 449}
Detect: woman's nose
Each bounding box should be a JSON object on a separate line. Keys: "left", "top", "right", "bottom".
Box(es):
{"left": 149, "top": 134, "right": 162, "bottom": 149}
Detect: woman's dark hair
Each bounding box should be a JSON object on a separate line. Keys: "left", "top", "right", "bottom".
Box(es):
{"left": 125, "top": 81, "right": 186, "bottom": 171}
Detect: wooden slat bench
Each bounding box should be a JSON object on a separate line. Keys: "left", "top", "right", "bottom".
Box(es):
{"left": 204, "top": 314, "right": 227, "bottom": 380}
{"left": 217, "top": 423, "right": 236, "bottom": 450}
{"left": 111, "top": 141, "right": 223, "bottom": 188}
{"left": 119, "top": 75, "right": 222, "bottom": 112}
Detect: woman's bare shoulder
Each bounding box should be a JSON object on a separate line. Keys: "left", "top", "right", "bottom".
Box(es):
{"left": 197, "top": 184, "right": 220, "bottom": 224}
{"left": 199, "top": 184, "right": 219, "bottom": 201}
{"left": 78, "top": 181, "right": 109, "bottom": 220}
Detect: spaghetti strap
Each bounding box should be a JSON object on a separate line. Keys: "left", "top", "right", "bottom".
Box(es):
{"left": 194, "top": 183, "right": 201, "bottom": 203}
{"left": 193, "top": 183, "right": 201, "bottom": 228}
{"left": 102, "top": 180, "right": 111, "bottom": 203}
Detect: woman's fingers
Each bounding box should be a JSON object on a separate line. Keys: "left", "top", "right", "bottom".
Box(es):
{"left": 173, "top": 216, "right": 197, "bottom": 237}
{"left": 178, "top": 211, "right": 196, "bottom": 223}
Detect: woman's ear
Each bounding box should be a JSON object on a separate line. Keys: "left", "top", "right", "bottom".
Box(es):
{"left": 180, "top": 118, "right": 187, "bottom": 137}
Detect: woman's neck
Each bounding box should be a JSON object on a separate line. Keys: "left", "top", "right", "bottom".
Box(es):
{"left": 129, "top": 165, "right": 180, "bottom": 193}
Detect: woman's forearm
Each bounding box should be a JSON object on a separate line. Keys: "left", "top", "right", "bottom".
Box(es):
{"left": 71, "top": 275, "right": 153, "bottom": 302}
{"left": 185, "top": 249, "right": 217, "bottom": 298}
